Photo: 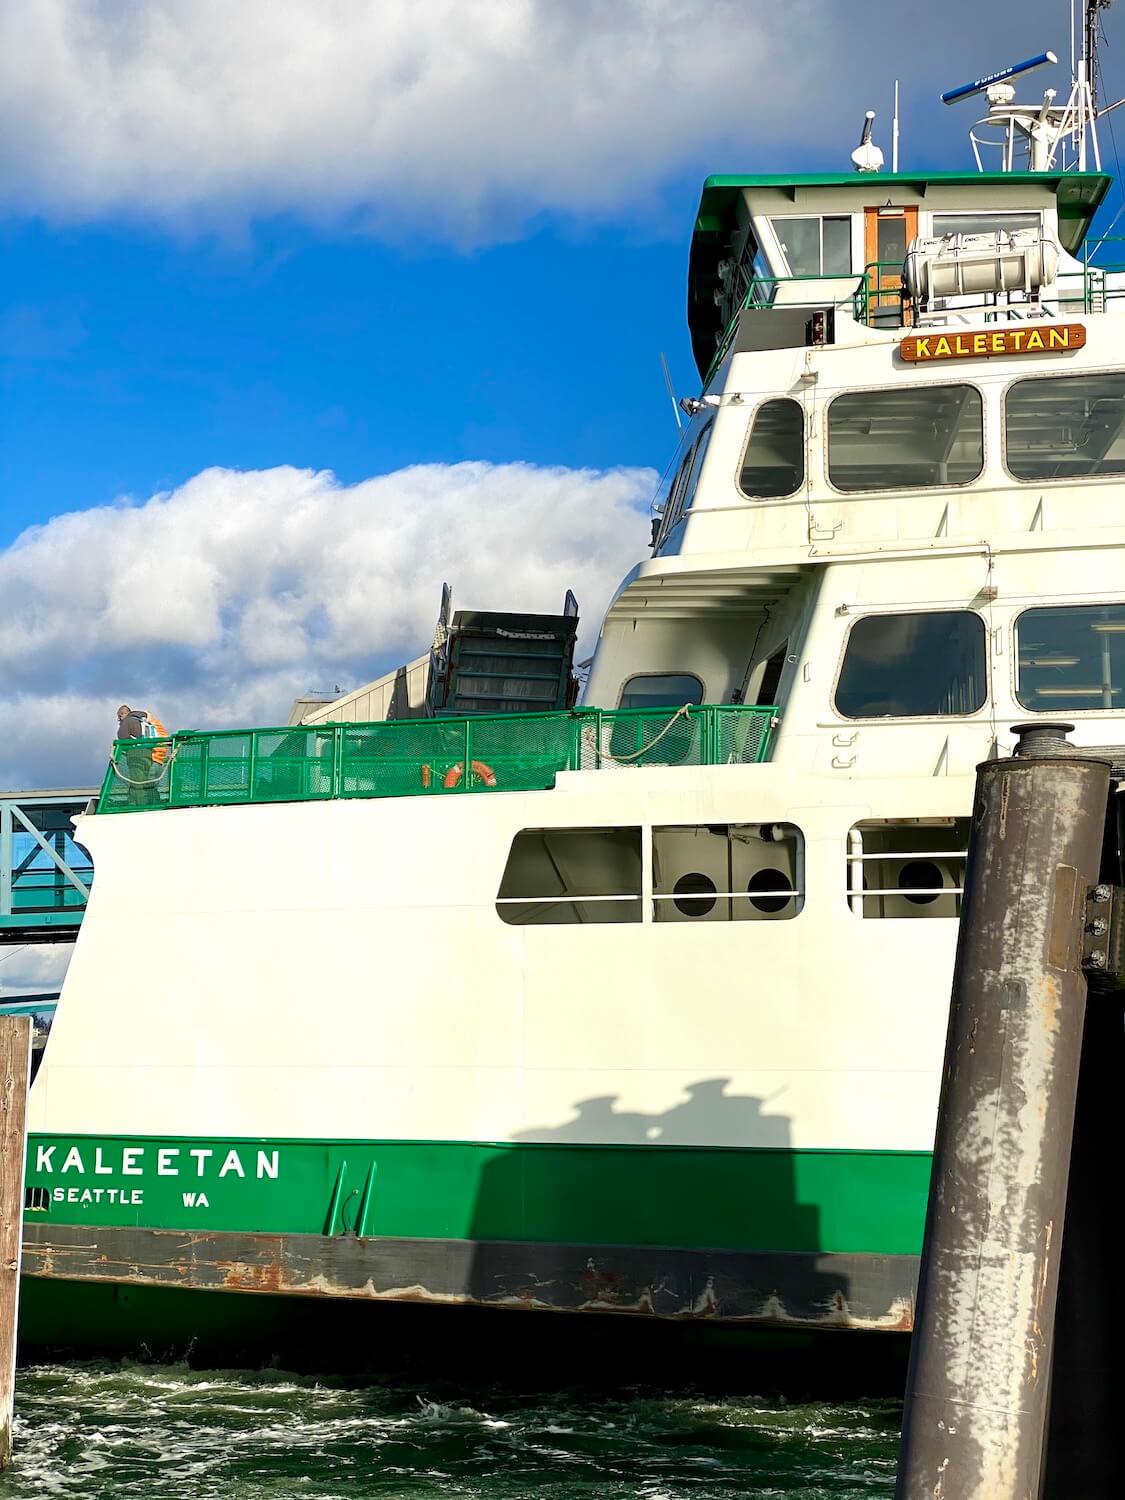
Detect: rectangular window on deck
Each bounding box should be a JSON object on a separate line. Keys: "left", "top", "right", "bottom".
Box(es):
{"left": 1005, "top": 372, "right": 1125, "bottom": 481}
{"left": 828, "top": 385, "right": 984, "bottom": 491}
{"left": 496, "top": 827, "right": 641, "bottom": 925}
{"left": 769, "top": 216, "right": 852, "bottom": 276}
{"left": 619, "top": 675, "right": 704, "bottom": 711}
{"left": 836, "top": 612, "right": 986, "bottom": 719}
{"left": 656, "top": 420, "right": 713, "bottom": 545}
{"left": 847, "top": 819, "right": 969, "bottom": 919}
{"left": 738, "top": 399, "right": 805, "bottom": 498}
{"left": 1016, "top": 604, "right": 1125, "bottom": 712}
{"left": 932, "top": 212, "right": 1041, "bottom": 238}
{"left": 652, "top": 824, "right": 803, "bottom": 923}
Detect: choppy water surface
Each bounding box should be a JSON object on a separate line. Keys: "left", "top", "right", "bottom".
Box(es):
{"left": 6, "top": 1363, "right": 899, "bottom": 1499}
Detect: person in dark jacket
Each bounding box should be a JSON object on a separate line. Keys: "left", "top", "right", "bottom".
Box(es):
{"left": 116, "top": 704, "right": 157, "bottom": 807}
{"left": 117, "top": 704, "right": 143, "bottom": 740}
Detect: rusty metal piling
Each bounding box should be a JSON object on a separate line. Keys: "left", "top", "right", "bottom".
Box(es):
{"left": 895, "top": 723, "right": 1110, "bottom": 1500}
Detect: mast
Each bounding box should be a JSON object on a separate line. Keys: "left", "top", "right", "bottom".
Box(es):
{"left": 943, "top": 4, "right": 1114, "bottom": 173}
{"left": 1087, "top": 0, "right": 1111, "bottom": 112}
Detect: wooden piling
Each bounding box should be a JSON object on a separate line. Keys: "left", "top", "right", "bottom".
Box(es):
{"left": 1, "top": 1014, "right": 32, "bottom": 1470}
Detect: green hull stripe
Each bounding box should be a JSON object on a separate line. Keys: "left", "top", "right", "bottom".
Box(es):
{"left": 24, "top": 1135, "right": 932, "bottom": 1256}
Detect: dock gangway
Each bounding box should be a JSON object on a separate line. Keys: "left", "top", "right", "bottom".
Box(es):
{"left": 0, "top": 792, "right": 96, "bottom": 944}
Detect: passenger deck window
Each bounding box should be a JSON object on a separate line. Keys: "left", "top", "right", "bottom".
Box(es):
{"left": 1005, "top": 372, "right": 1125, "bottom": 481}
{"left": 847, "top": 819, "right": 969, "bottom": 919}
{"left": 653, "top": 824, "right": 803, "bottom": 923}
{"left": 619, "top": 675, "right": 704, "bottom": 711}
{"left": 1015, "top": 604, "right": 1125, "bottom": 712}
{"left": 657, "top": 420, "right": 713, "bottom": 543}
{"left": 828, "top": 385, "right": 984, "bottom": 491}
{"left": 836, "top": 612, "right": 986, "bottom": 719}
{"left": 496, "top": 827, "right": 641, "bottom": 925}
{"left": 738, "top": 399, "right": 804, "bottom": 498}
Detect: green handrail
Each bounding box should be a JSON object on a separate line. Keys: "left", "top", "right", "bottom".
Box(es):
{"left": 96, "top": 704, "right": 779, "bottom": 815}
{"left": 707, "top": 255, "right": 1125, "bottom": 354}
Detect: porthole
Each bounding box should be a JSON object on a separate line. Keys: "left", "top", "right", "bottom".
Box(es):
{"left": 899, "top": 860, "right": 943, "bottom": 906}
{"left": 673, "top": 872, "right": 717, "bottom": 917}
{"left": 747, "top": 867, "right": 794, "bottom": 914}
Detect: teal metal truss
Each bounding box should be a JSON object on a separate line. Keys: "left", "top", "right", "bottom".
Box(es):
{"left": 0, "top": 793, "right": 95, "bottom": 943}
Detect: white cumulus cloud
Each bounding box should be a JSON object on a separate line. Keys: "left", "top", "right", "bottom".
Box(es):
{"left": 0, "top": 943, "right": 72, "bottom": 1000}
{"left": 0, "top": 0, "right": 1078, "bottom": 239}
{"left": 0, "top": 459, "right": 655, "bottom": 790}
{"left": 0, "top": 0, "right": 813, "bottom": 235}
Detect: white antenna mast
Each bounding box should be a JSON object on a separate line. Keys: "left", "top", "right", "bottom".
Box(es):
{"left": 893, "top": 80, "right": 901, "bottom": 172}
{"left": 659, "top": 352, "right": 682, "bottom": 432}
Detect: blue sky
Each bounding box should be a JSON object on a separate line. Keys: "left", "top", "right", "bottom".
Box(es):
{"left": 0, "top": 208, "right": 697, "bottom": 543}
{"left": 3, "top": 1, "right": 1102, "bottom": 538}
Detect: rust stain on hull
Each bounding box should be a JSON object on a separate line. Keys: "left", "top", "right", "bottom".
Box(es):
{"left": 21, "top": 1224, "right": 918, "bottom": 1332}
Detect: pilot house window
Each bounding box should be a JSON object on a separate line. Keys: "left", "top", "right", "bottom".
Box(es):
{"left": 836, "top": 611, "right": 987, "bottom": 719}
{"left": 738, "top": 399, "right": 805, "bottom": 499}
{"left": 496, "top": 827, "right": 641, "bottom": 925}
{"left": 932, "top": 211, "right": 1042, "bottom": 239}
{"left": 827, "top": 385, "right": 984, "bottom": 491}
{"left": 1015, "top": 604, "right": 1125, "bottom": 712}
{"left": 1005, "top": 372, "right": 1125, "bottom": 481}
{"left": 770, "top": 216, "right": 852, "bottom": 276}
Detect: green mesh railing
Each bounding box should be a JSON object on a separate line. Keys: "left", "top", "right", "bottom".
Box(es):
{"left": 96, "top": 705, "right": 777, "bottom": 814}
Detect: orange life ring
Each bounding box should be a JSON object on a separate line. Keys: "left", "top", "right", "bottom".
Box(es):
{"left": 442, "top": 760, "right": 498, "bottom": 789}
{"left": 472, "top": 760, "right": 498, "bottom": 788}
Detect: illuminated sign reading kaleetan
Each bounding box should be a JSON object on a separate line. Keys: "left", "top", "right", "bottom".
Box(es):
{"left": 900, "top": 324, "right": 1086, "bottom": 363}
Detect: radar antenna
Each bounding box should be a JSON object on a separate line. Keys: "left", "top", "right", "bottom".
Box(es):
{"left": 941, "top": 4, "right": 1119, "bottom": 173}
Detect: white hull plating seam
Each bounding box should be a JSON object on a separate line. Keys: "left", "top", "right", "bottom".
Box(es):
{"left": 30, "top": 765, "right": 963, "bottom": 1154}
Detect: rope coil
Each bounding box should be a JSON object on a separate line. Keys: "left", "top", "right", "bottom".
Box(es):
{"left": 582, "top": 703, "right": 693, "bottom": 766}
{"left": 109, "top": 745, "right": 179, "bottom": 789}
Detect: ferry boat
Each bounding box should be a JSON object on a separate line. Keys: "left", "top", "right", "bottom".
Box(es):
{"left": 17, "top": 15, "right": 1125, "bottom": 1350}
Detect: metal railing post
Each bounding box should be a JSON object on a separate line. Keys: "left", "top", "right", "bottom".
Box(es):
{"left": 246, "top": 730, "right": 258, "bottom": 803}
{"left": 198, "top": 737, "right": 210, "bottom": 806}
{"left": 464, "top": 717, "right": 472, "bottom": 790}
{"left": 0, "top": 804, "right": 10, "bottom": 918}
{"left": 0, "top": 805, "right": 11, "bottom": 920}
{"left": 165, "top": 738, "right": 178, "bottom": 807}
{"left": 332, "top": 724, "right": 344, "bottom": 797}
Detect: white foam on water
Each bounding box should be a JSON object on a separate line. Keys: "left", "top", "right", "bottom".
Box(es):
{"left": 9, "top": 1361, "right": 900, "bottom": 1499}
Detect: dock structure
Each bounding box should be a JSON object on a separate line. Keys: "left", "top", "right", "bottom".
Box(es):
{"left": 1, "top": 1015, "right": 32, "bottom": 1470}
{"left": 0, "top": 792, "right": 96, "bottom": 945}
{"left": 896, "top": 723, "right": 1122, "bottom": 1499}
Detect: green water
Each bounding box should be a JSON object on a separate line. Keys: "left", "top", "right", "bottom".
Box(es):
{"left": 6, "top": 1364, "right": 899, "bottom": 1498}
